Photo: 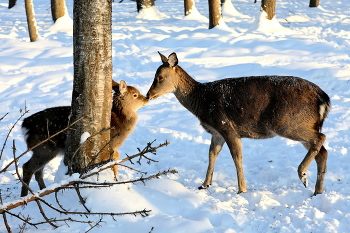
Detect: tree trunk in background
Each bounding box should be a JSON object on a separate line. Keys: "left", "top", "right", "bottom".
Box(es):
{"left": 66, "top": 0, "right": 113, "bottom": 175}
{"left": 51, "top": 0, "right": 66, "bottom": 22}
{"left": 136, "top": 0, "right": 155, "bottom": 12}
{"left": 184, "top": 0, "right": 194, "bottom": 16}
{"left": 24, "top": 0, "right": 39, "bottom": 42}
{"left": 8, "top": 0, "right": 17, "bottom": 9}
{"left": 208, "top": 0, "right": 221, "bottom": 29}
{"left": 261, "top": 0, "right": 276, "bottom": 20}
{"left": 309, "top": 0, "right": 320, "bottom": 7}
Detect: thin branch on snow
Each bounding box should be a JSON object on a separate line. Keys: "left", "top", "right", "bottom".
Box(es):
{"left": 1, "top": 135, "right": 174, "bottom": 231}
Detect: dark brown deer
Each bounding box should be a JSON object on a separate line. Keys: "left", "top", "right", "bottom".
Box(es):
{"left": 20, "top": 80, "right": 148, "bottom": 197}
{"left": 147, "top": 52, "right": 330, "bottom": 195}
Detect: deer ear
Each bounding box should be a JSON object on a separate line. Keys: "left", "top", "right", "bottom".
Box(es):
{"left": 112, "top": 80, "right": 119, "bottom": 92}
{"left": 119, "top": 80, "right": 127, "bottom": 95}
{"left": 158, "top": 52, "right": 168, "bottom": 64}
{"left": 168, "top": 52, "right": 178, "bottom": 67}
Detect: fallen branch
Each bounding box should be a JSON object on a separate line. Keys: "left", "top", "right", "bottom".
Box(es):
{"left": 0, "top": 169, "right": 176, "bottom": 214}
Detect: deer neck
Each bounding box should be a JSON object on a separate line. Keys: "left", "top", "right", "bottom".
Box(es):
{"left": 173, "top": 66, "right": 204, "bottom": 115}
{"left": 112, "top": 98, "right": 137, "bottom": 124}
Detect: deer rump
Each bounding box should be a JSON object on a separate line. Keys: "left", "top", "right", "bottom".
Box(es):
{"left": 196, "top": 76, "right": 330, "bottom": 140}
{"left": 22, "top": 106, "right": 71, "bottom": 152}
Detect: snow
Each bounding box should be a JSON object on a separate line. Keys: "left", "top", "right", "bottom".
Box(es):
{"left": 248, "top": 10, "right": 293, "bottom": 34}
{"left": 80, "top": 132, "right": 91, "bottom": 144}
{"left": 1, "top": 0, "right": 350, "bottom": 232}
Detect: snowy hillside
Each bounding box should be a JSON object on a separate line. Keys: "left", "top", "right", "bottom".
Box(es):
{"left": 0, "top": 0, "right": 350, "bottom": 232}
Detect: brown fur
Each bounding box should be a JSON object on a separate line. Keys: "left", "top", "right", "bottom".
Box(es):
{"left": 147, "top": 52, "right": 330, "bottom": 195}
{"left": 20, "top": 80, "right": 148, "bottom": 197}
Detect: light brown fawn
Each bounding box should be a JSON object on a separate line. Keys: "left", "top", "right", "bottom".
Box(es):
{"left": 147, "top": 52, "right": 331, "bottom": 195}
{"left": 21, "top": 80, "right": 148, "bottom": 197}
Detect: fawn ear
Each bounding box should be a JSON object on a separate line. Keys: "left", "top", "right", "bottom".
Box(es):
{"left": 112, "top": 80, "right": 119, "bottom": 92}
{"left": 158, "top": 51, "right": 168, "bottom": 64}
{"left": 119, "top": 80, "right": 127, "bottom": 95}
{"left": 168, "top": 52, "right": 178, "bottom": 67}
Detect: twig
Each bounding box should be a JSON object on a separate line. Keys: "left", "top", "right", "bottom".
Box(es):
{"left": 80, "top": 140, "right": 170, "bottom": 179}
{"left": 0, "top": 175, "right": 12, "bottom": 233}
{"left": 3, "top": 211, "right": 35, "bottom": 227}
{"left": 54, "top": 190, "right": 68, "bottom": 212}
{"left": 85, "top": 217, "right": 103, "bottom": 233}
{"left": 0, "top": 108, "right": 28, "bottom": 160}
{"left": 34, "top": 199, "right": 58, "bottom": 228}
{"left": 74, "top": 183, "right": 90, "bottom": 213}
{"left": 38, "top": 197, "right": 151, "bottom": 218}
{"left": 0, "top": 112, "right": 8, "bottom": 122}
{"left": 12, "top": 139, "right": 35, "bottom": 196}
{"left": 2, "top": 212, "right": 11, "bottom": 233}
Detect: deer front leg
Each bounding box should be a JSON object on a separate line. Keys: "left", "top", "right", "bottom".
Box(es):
{"left": 199, "top": 133, "right": 225, "bottom": 190}
{"left": 111, "top": 150, "right": 120, "bottom": 181}
{"left": 226, "top": 136, "right": 246, "bottom": 194}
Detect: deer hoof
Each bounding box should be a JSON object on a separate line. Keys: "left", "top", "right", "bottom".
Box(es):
{"left": 198, "top": 184, "right": 210, "bottom": 190}
{"left": 300, "top": 172, "right": 308, "bottom": 188}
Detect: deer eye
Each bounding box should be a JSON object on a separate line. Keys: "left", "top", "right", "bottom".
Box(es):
{"left": 133, "top": 93, "right": 138, "bottom": 98}
{"left": 158, "top": 75, "right": 164, "bottom": 82}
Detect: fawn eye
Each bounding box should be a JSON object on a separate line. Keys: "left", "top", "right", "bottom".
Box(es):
{"left": 133, "top": 93, "right": 138, "bottom": 98}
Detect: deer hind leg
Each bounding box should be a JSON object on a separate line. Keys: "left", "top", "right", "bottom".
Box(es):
{"left": 314, "top": 146, "right": 328, "bottom": 195}
{"left": 299, "top": 132, "right": 326, "bottom": 194}
{"left": 111, "top": 150, "right": 120, "bottom": 181}
{"left": 34, "top": 167, "right": 46, "bottom": 190}
{"left": 199, "top": 133, "right": 225, "bottom": 190}
{"left": 226, "top": 137, "right": 246, "bottom": 194}
{"left": 20, "top": 147, "right": 58, "bottom": 197}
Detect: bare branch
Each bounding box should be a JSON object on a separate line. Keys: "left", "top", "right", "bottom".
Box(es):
{"left": 0, "top": 112, "right": 9, "bottom": 122}
{"left": 0, "top": 107, "right": 28, "bottom": 160}
{"left": 80, "top": 140, "right": 170, "bottom": 179}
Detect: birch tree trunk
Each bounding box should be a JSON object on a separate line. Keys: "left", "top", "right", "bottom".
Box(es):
{"left": 136, "top": 0, "right": 155, "bottom": 12}
{"left": 261, "top": 0, "right": 276, "bottom": 20}
{"left": 24, "top": 0, "right": 39, "bottom": 42}
{"left": 309, "top": 0, "right": 320, "bottom": 7}
{"left": 184, "top": 0, "right": 194, "bottom": 16}
{"left": 51, "top": 0, "right": 66, "bottom": 22}
{"left": 8, "top": 0, "right": 17, "bottom": 9}
{"left": 208, "top": 0, "right": 221, "bottom": 29}
{"left": 65, "top": 0, "right": 113, "bottom": 175}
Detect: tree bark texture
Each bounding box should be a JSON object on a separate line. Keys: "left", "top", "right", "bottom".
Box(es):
{"left": 24, "top": 0, "right": 39, "bottom": 42}
{"left": 8, "top": 0, "right": 17, "bottom": 9}
{"left": 184, "top": 0, "right": 194, "bottom": 16}
{"left": 136, "top": 0, "right": 155, "bottom": 12}
{"left": 208, "top": 0, "right": 221, "bottom": 29}
{"left": 66, "top": 0, "right": 113, "bottom": 174}
{"left": 51, "top": 0, "right": 66, "bottom": 22}
{"left": 309, "top": 0, "right": 320, "bottom": 7}
{"left": 261, "top": 0, "right": 276, "bottom": 20}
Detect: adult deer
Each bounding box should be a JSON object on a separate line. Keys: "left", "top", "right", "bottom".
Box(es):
{"left": 21, "top": 80, "right": 148, "bottom": 197}
{"left": 147, "top": 52, "right": 330, "bottom": 195}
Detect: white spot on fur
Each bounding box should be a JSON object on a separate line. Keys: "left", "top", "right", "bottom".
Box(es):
{"left": 319, "top": 104, "right": 326, "bottom": 119}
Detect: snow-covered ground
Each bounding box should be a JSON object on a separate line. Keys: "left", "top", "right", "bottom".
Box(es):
{"left": 1, "top": 0, "right": 350, "bottom": 232}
